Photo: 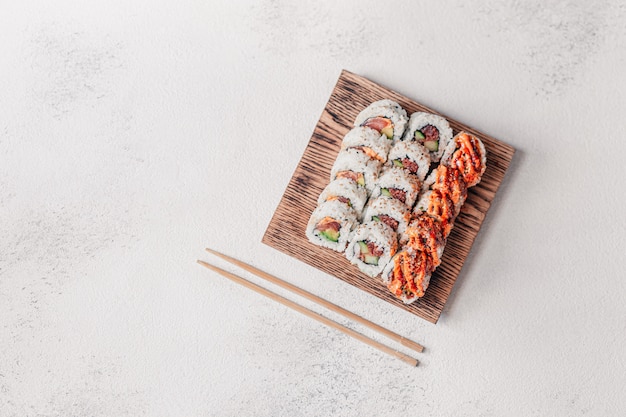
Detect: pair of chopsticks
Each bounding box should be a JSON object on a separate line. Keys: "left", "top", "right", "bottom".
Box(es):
{"left": 197, "top": 248, "right": 424, "bottom": 366}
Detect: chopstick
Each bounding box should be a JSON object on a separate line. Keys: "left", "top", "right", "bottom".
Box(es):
{"left": 197, "top": 259, "right": 419, "bottom": 367}
{"left": 205, "top": 248, "right": 424, "bottom": 353}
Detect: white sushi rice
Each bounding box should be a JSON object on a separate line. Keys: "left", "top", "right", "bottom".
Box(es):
{"left": 413, "top": 190, "right": 431, "bottom": 216}
{"left": 354, "top": 99, "right": 408, "bottom": 143}
{"left": 317, "top": 177, "right": 368, "bottom": 218}
{"left": 402, "top": 112, "right": 453, "bottom": 163}
{"left": 330, "top": 148, "right": 381, "bottom": 195}
{"left": 306, "top": 199, "right": 358, "bottom": 252}
{"left": 341, "top": 126, "right": 391, "bottom": 163}
{"left": 363, "top": 196, "right": 411, "bottom": 235}
{"left": 345, "top": 221, "right": 398, "bottom": 278}
{"left": 370, "top": 166, "right": 421, "bottom": 209}
{"left": 387, "top": 141, "right": 432, "bottom": 182}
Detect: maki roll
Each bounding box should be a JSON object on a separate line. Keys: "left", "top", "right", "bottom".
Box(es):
{"left": 442, "top": 131, "right": 487, "bottom": 187}
{"left": 330, "top": 148, "right": 382, "bottom": 195}
{"left": 403, "top": 112, "right": 453, "bottom": 163}
{"left": 317, "top": 177, "right": 368, "bottom": 217}
{"left": 363, "top": 196, "right": 411, "bottom": 235}
{"left": 382, "top": 249, "right": 434, "bottom": 303}
{"left": 306, "top": 199, "right": 358, "bottom": 252}
{"left": 341, "top": 126, "right": 391, "bottom": 163}
{"left": 371, "top": 166, "right": 421, "bottom": 208}
{"left": 387, "top": 141, "right": 431, "bottom": 182}
{"left": 345, "top": 222, "right": 398, "bottom": 277}
{"left": 413, "top": 189, "right": 457, "bottom": 238}
{"left": 431, "top": 165, "right": 468, "bottom": 212}
{"left": 354, "top": 99, "right": 408, "bottom": 142}
{"left": 402, "top": 214, "right": 446, "bottom": 267}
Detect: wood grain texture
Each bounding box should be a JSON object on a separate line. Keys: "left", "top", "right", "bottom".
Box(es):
{"left": 262, "top": 70, "right": 515, "bottom": 324}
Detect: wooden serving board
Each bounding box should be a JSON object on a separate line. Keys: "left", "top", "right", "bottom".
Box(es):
{"left": 262, "top": 70, "right": 514, "bottom": 324}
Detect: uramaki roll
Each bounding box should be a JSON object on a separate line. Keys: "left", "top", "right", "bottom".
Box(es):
{"left": 402, "top": 214, "right": 446, "bottom": 267}
{"left": 382, "top": 249, "right": 435, "bottom": 303}
{"left": 370, "top": 166, "right": 421, "bottom": 208}
{"left": 441, "top": 131, "right": 487, "bottom": 187}
{"left": 330, "top": 148, "right": 382, "bottom": 195}
{"left": 306, "top": 199, "right": 358, "bottom": 252}
{"left": 317, "top": 178, "right": 368, "bottom": 218}
{"left": 354, "top": 99, "right": 408, "bottom": 143}
{"left": 363, "top": 196, "right": 411, "bottom": 236}
{"left": 341, "top": 126, "right": 391, "bottom": 164}
{"left": 402, "top": 112, "right": 453, "bottom": 163}
{"left": 387, "top": 140, "right": 431, "bottom": 182}
{"left": 345, "top": 221, "right": 398, "bottom": 278}
{"left": 413, "top": 189, "right": 457, "bottom": 238}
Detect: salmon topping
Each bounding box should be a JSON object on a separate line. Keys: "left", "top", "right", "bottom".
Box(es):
{"left": 350, "top": 146, "right": 385, "bottom": 163}
{"left": 326, "top": 195, "right": 351, "bottom": 207}
{"left": 362, "top": 117, "right": 393, "bottom": 139}
{"left": 336, "top": 170, "right": 365, "bottom": 187}
{"left": 316, "top": 216, "right": 340, "bottom": 233}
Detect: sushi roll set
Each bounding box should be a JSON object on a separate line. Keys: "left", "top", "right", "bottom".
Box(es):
{"left": 307, "top": 99, "right": 487, "bottom": 303}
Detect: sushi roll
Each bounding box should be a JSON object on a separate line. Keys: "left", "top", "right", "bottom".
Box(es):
{"left": 345, "top": 221, "right": 398, "bottom": 277}
{"left": 387, "top": 141, "right": 431, "bottom": 182}
{"left": 330, "top": 148, "right": 382, "bottom": 195}
{"left": 370, "top": 166, "right": 421, "bottom": 208}
{"left": 363, "top": 196, "right": 411, "bottom": 235}
{"left": 441, "top": 131, "right": 487, "bottom": 187}
{"left": 403, "top": 112, "right": 453, "bottom": 163}
{"left": 402, "top": 214, "right": 446, "bottom": 267}
{"left": 341, "top": 126, "right": 391, "bottom": 163}
{"left": 382, "top": 249, "right": 434, "bottom": 303}
{"left": 317, "top": 177, "right": 368, "bottom": 217}
{"left": 413, "top": 189, "right": 457, "bottom": 238}
{"left": 306, "top": 199, "right": 358, "bottom": 252}
{"left": 354, "top": 99, "right": 408, "bottom": 142}
{"left": 431, "top": 165, "right": 468, "bottom": 212}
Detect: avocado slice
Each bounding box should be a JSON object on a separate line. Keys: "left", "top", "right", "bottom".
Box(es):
{"left": 358, "top": 241, "right": 369, "bottom": 254}
{"left": 381, "top": 126, "right": 394, "bottom": 139}
{"left": 363, "top": 254, "right": 379, "bottom": 265}
{"left": 371, "top": 215, "right": 380, "bottom": 222}
{"left": 356, "top": 173, "right": 365, "bottom": 187}
{"left": 414, "top": 130, "right": 426, "bottom": 140}
{"left": 424, "top": 140, "right": 439, "bottom": 152}
{"left": 392, "top": 159, "right": 404, "bottom": 168}
{"left": 319, "top": 229, "right": 339, "bottom": 242}
{"left": 381, "top": 188, "right": 391, "bottom": 197}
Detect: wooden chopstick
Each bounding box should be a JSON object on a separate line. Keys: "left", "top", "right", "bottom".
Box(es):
{"left": 197, "top": 259, "right": 419, "bottom": 367}
{"left": 205, "top": 248, "right": 424, "bottom": 353}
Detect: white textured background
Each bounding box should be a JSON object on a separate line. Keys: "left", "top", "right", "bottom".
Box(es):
{"left": 2, "top": 1, "right": 626, "bottom": 416}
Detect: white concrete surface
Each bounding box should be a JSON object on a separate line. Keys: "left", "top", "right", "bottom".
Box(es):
{"left": 2, "top": 1, "right": 626, "bottom": 415}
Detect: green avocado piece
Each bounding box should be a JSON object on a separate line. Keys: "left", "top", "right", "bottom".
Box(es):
{"left": 371, "top": 215, "right": 380, "bottom": 222}
{"left": 424, "top": 140, "right": 439, "bottom": 152}
{"left": 381, "top": 188, "right": 391, "bottom": 197}
{"left": 414, "top": 130, "right": 426, "bottom": 140}
{"left": 363, "top": 254, "right": 379, "bottom": 265}
{"left": 358, "top": 241, "right": 369, "bottom": 254}
{"left": 392, "top": 159, "right": 404, "bottom": 168}
{"left": 381, "top": 126, "right": 394, "bottom": 139}
{"left": 320, "top": 229, "right": 339, "bottom": 242}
